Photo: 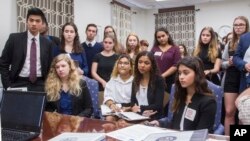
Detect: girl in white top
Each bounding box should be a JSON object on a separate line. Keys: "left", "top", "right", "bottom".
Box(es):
{"left": 103, "top": 54, "right": 134, "bottom": 121}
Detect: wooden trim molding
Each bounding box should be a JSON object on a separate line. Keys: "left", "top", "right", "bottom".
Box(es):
{"left": 111, "top": 0, "right": 131, "bottom": 10}
{"left": 159, "top": 6, "right": 194, "bottom": 13}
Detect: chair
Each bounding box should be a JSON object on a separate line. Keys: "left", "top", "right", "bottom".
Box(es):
{"left": 167, "top": 80, "right": 224, "bottom": 135}
{"left": 83, "top": 77, "right": 100, "bottom": 119}
{"left": 162, "top": 91, "right": 170, "bottom": 117}
{"left": 207, "top": 80, "right": 224, "bottom": 135}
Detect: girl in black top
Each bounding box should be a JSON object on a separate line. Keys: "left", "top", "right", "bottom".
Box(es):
{"left": 91, "top": 35, "right": 119, "bottom": 91}
{"left": 149, "top": 56, "right": 216, "bottom": 133}
{"left": 222, "top": 16, "right": 249, "bottom": 135}
{"left": 193, "top": 27, "right": 221, "bottom": 85}
{"left": 130, "top": 51, "right": 165, "bottom": 120}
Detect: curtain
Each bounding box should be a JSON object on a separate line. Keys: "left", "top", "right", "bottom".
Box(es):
{"left": 155, "top": 9, "right": 195, "bottom": 54}
{"left": 16, "top": 0, "right": 74, "bottom": 37}
{"left": 111, "top": 2, "right": 132, "bottom": 46}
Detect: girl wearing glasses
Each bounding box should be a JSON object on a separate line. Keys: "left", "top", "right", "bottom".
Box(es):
{"left": 103, "top": 54, "right": 134, "bottom": 122}
{"left": 222, "top": 16, "right": 249, "bottom": 135}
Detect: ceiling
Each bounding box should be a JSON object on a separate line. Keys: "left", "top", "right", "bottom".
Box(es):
{"left": 115, "top": 0, "right": 227, "bottom": 9}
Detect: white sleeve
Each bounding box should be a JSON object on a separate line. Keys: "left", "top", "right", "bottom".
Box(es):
{"left": 103, "top": 79, "right": 115, "bottom": 104}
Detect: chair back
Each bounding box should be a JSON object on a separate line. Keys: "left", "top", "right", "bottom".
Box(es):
{"left": 84, "top": 77, "right": 100, "bottom": 118}
{"left": 167, "top": 85, "right": 175, "bottom": 121}
{"left": 207, "top": 80, "right": 223, "bottom": 133}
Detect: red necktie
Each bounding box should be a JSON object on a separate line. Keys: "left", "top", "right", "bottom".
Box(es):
{"left": 29, "top": 38, "right": 37, "bottom": 83}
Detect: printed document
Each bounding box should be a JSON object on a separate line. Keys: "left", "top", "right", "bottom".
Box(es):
{"left": 48, "top": 132, "right": 105, "bottom": 141}
{"left": 106, "top": 124, "right": 176, "bottom": 141}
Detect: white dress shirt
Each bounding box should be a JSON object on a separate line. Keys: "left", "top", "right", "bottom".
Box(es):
{"left": 136, "top": 84, "right": 149, "bottom": 106}
{"left": 85, "top": 40, "right": 97, "bottom": 47}
{"left": 19, "top": 31, "right": 41, "bottom": 77}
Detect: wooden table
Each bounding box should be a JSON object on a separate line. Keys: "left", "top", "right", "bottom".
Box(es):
{"left": 33, "top": 112, "right": 123, "bottom": 141}
{"left": 34, "top": 112, "right": 230, "bottom": 141}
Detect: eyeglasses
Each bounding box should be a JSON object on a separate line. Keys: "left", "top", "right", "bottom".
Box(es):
{"left": 233, "top": 24, "right": 246, "bottom": 27}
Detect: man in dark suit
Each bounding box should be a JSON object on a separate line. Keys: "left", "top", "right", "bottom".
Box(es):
{"left": 233, "top": 32, "right": 250, "bottom": 92}
{"left": 0, "top": 7, "right": 53, "bottom": 92}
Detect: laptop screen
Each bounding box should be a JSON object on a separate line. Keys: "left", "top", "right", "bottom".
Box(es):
{"left": 1, "top": 91, "right": 46, "bottom": 133}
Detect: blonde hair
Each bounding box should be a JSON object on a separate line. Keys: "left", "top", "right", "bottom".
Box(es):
{"left": 45, "top": 54, "right": 82, "bottom": 101}
{"left": 111, "top": 54, "right": 134, "bottom": 78}
{"left": 193, "top": 27, "right": 218, "bottom": 63}
{"left": 126, "top": 33, "right": 140, "bottom": 55}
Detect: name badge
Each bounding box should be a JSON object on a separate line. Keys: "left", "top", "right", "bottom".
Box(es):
{"left": 154, "top": 51, "right": 162, "bottom": 56}
{"left": 185, "top": 107, "right": 196, "bottom": 121}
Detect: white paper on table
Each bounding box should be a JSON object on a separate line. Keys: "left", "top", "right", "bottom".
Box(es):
{"left": 144, "top": 129, "right": 209, "bottom": 141}
{"left": 144, "top": 130, "right": 194, "bottom": 141}
{"left": 117, "top": 112, "right": 149, "bottom": 121}
{"left": 48, "top": 132, "right": 106, "bottom": 141}
{"left": 106, "top": 124, "right": 176, "bottom": 141}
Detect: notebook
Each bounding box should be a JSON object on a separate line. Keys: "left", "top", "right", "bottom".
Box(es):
{"left": 1, "top": 90, "right": 46, "bottom": 141}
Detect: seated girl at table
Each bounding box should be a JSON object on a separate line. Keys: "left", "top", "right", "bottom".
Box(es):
{"left": 45, "top": 54, "right": 93, "bottom": 117}
{"left": 149, "top": 56, "right": 216, "bottom": 133}
{"left": 130, "top": 51, "right": 165, "bottom": 120}
{"left": 103, "top": 54, "right": 134, "bottom": 121}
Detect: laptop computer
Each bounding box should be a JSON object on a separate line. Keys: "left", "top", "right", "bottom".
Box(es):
{"left": 1, "top": 90, "right": 46, "bottom": 141}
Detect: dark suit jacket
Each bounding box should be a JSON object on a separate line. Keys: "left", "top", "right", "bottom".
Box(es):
{"left": 0, "top": 31, "right": 53, "bottom": 89}
{"left": 47, "top": 35, "right": 60, "bottom": 47}
{"left": 45, "top": 80, "right": 93, "bottom": 117}
{"left": 171, "top": 93, "right": 216, "bottom": 133}
{"left": 130, "top": 75, "right": 165, "bottom": 120}
{"left": 233, "top": 32, "right": 250, "bottom": 92}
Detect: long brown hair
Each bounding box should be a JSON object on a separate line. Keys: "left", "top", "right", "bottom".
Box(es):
{"left": 172, "top": 56, "right": 213, "bottom": 113}
{"left": 133, "top": 51, "right": 160, "bottom": 94}
{"left": 126, "top": 33, "right": 140, "bottom": 55}
{"left": 60, "top": 22, "right": 83, "bottom": 53}
{"left": 193, "top": 27, "right": 218, "bottom": 63}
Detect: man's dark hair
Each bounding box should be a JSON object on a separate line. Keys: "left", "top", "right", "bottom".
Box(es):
{"left": 26, "top": 7, "right": 45, "bottom": 22}
{"left": 85, "top": 23, "right": 98, "bottom": 33}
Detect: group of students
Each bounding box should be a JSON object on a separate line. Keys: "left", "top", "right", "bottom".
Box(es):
{"left": 167, "top": 16, "right": 250, "bottom": 135}
{"left": 1, "top": 7, "right": 250, "bottom": 135}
